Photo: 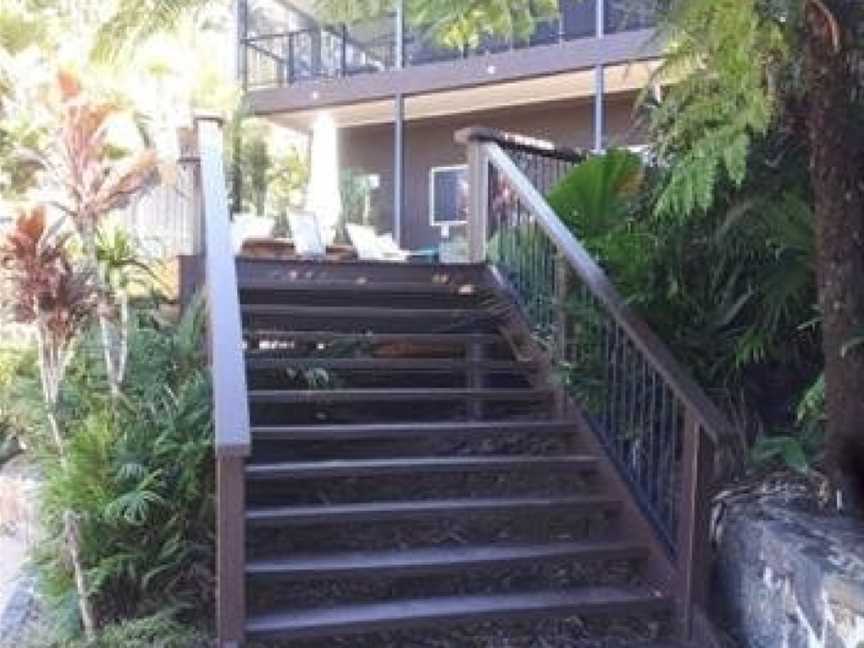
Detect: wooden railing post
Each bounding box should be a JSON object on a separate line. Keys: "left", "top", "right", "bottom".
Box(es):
{"left": 464, "top": 138, "right": 490, "bottom": 263}
{"left": 675, "top": 411, "right": 715, "bottom": 639}
{"left": 216, "top": 455, "right": 246, "bottom": 647}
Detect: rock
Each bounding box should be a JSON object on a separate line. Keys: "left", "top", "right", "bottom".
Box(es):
{"left": 0, "top": 456, "right": 40, "bottom": 647}
{"left": 0, "top": 573, "right": 39, "bottom": 647}
{"left": 714, "top": 493, "right": 864, "bottom": 648}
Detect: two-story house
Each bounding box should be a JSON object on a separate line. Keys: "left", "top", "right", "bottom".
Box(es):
{"left": 237, "top": 0, "right": 661, "bottom": 251}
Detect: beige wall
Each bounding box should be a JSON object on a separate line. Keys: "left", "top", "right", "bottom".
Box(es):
{"left": 339, "top": 95, "right": 643, "bottom": 249}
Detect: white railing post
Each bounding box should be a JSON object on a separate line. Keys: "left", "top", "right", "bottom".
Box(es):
{"left": 195, "top": 113, "right": 251, "bottom": 648}
{"left": 465, "top": 139, "right": 490, "bottom": 263}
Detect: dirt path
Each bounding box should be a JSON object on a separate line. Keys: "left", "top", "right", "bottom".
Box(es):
{"left": 0, "top": 534, "right": 27, "bottom": 614}
{"left": 0, "top": 455, "right": 38, "bottom": 645}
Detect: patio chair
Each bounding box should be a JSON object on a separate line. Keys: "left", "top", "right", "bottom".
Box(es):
{"left": 346, "top": 224, "right": 417, "bottom": 262}
{"left": 288, "top": 210, "right": 326, "bottom": 258}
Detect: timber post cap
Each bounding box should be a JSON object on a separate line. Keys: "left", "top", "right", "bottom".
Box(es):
{"left": 454, "top": 126, "right": 586, "bottom": 163}
{"left": 454, "top": 126, "right": 502, "bottom": 145}
{"left": 194, "top": 111, "right": 227, "bottom": 127}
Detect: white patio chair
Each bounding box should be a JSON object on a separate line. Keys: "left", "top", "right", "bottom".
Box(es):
{"left": 346, "top": 224, "right": 410, "bottom": 262}
{"left": 288, "top": 210, "right": 326, "bottom": 258}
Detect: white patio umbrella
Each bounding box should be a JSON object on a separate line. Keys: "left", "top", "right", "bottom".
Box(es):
{"left": 305, "top": 113, "right": 343, "bottom": 246}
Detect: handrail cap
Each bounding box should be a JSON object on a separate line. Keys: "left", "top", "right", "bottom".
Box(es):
{"left": 194, "top": 112, "right": 227, "bottom": 127}
{"left": 455, "top": 126, "right": 586, "bottom": 164}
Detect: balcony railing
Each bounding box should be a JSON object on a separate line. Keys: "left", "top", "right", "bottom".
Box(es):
{"left": 240, "top": 0, "right": 658, "bottom": 91}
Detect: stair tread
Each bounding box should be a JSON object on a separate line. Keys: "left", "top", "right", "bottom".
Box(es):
{"left": 239, "top": 279, "right": 488, "bottom": 295}
{"left": 251, "top": 419, "right": 576, "bottom": 440}
{"left": 246, "top": 495, "right": 619, "bottom": 525}
{"left": 245, "top": 586, "right": 669, "bottom": 639}
{"left": 244, "top": 330, "right": 505, "bottom": 347}
{"left": 246, "top": 540, "right": 648, "bottom": 579}
{"left": 245, "top": 357, "right": 536, "bottom": 372}
{"left": 245, "top": 455, "right": 597, "bottom": 479}
{"left": 242, "top": 304, "right": 491, "bottom": 319}
{"left": 248, "top": 388, "right": 553, "bottom": 403}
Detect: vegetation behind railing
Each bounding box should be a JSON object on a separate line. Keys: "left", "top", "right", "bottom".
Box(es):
{"left": 458, "top": 126, "right": 730, "bottom": 637}
{"left": 240, "top": 0, "right": 657, "bottom": 90}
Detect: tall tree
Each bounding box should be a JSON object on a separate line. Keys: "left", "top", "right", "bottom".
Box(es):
{"left": 320, "top": 0, "right": 558, "bottom": 51}
{"left": 649, "top": 0, "right": 864, "bottom": 511}
{"left": 94, "top": 0, "right": 557, "bottom": 60}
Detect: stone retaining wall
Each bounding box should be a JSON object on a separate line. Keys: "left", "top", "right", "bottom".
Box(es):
{"left": 714, "top": 494, "right": 864, "bottom": 648}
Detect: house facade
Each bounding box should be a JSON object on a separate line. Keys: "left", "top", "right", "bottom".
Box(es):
{"left": 238, "top": 0, "right": 662, "bottom": 250}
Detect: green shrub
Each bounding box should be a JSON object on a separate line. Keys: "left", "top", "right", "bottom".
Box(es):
{"left": 36, "top": 300, "right": 214, "bottom": 636}
{"left": 546, "top": 138, "right": 820, "bottom": 414}
{"left": 27, "top": 611, "right": 211, "bottom": 648}
{"left": 546, "top": 149, "right": 655, "bottom": 299}
{"left": 753, "top": 375, "right": 827, "bottom": 475}
{"left": 0, "top": 344, "right": 41, "bottom": 463}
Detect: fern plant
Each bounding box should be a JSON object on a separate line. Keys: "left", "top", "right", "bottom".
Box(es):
{"left": 645, "top": 0, "right": 786, "bottom": 218}
{"left": 36, "top": 299, "right": 214, "bottom": 636}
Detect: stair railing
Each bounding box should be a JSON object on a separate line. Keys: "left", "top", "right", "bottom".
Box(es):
{"left": 457, "top": 126, "right": 731, "bottom": 639}
{"left": 194, "top": 116, "right": 251, "bottom": 647}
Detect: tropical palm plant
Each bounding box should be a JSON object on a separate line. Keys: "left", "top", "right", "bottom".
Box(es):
{"left": 0, "top": 205, "right": 98, "bottom": 639}
{"left": 28, "top": 70, "right": 159, "bottom": 397}
{"left": 38, "top": 298, "right": 214, "bottom": 634}
{"left": 91, "top": 0, "right": 220, "bottom": 62}
{"left": 547, "top": 150, "right": 656, "bottom": 300}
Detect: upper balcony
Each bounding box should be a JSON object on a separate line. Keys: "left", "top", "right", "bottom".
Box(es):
{"left": 239, "top": 0, "right": 660, "bottom": 117}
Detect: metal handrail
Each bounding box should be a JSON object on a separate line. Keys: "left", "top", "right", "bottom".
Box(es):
{"left": 458, "top": 124, "right": 726, "bottom": 637}
{"left": 458, "top": 127, "right": 732, "bottom": 447}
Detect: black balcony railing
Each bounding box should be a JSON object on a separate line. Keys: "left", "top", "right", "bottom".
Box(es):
{"left": 240, "top": 0, "right": 658, "bottom": 91}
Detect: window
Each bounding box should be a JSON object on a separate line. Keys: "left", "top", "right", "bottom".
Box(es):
{"left": 429, "top": 165, "right": 469, "bottom": 228}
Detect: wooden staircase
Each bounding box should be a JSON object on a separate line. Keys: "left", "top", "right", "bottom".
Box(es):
{"left": 193, "top": 119, "right": 726, "bottom": 647}
{"left": 235, "top": 261, "right": 674, "bottom": 644}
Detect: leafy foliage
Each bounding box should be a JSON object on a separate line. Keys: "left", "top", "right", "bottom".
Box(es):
{"left": 545, "top": 135, "right": 820, "bottom": 436}
{"left": 751, "top": 375, "right": 825, "bottom": 474}
{"left": 27, "top": 611, "right": 211, "bottom": 648}
{"left": 36, "top": 300, "right": 214, "bottom": 632}
{"left": 751, "top": 430, "right": 821, "bottom": 474}
{"left": 318, "top": 0, "right": 558, "bottom": 50}
{"left": 0, "top": 2, "right": 51, "bottom": 55}
{"left": 0, "top": 207, "right": 95, "bottom": 342}
{"left": 36, "top": 70, "right": 159, "bottom": 243}
{"left": 0, "top": 345, "right": 41, "bottom": 443}
{"left": 225, "top": 118, "right": 308, "bottom": 222}
{"left": 547, "top": 150, "right": 653, "bottom": 296}
{"left": 0, "top": 206, "right": 95, "bottom": 431}
{"left": 92, "top": 0, "right": 213, "bottom": 61}
{"left": 547, "top": 150, "right": 644, "bottom": 232}
{"left": 646, "top": 0, "right": 786, "bottom": 218}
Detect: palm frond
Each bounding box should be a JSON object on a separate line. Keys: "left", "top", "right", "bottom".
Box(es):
{"left": 92, "top": 0, "right": 212, "bottom": 62}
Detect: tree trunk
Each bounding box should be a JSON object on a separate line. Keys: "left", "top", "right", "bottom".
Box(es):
{"left": 80, "top": 226, "right": 126, "bottom": 398}
{"left": 805, "top": 0, "right": 864, "bottom": 513}
{"left": 36, "top": 326, "right": 97, "bottom": 640}
{"left": 64, "top": 511, "right": 97, "bottom": 640}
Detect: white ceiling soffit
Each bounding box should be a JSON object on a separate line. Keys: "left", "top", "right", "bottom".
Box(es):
{"left": 270, "top": 60, "right": 661, "bottom": 131}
